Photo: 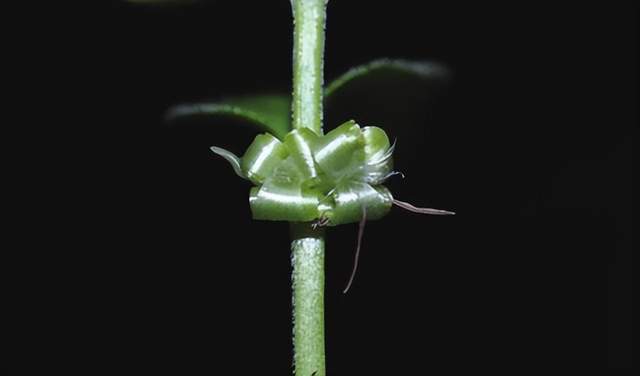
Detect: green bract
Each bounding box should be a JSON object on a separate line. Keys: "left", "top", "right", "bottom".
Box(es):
{"left": 212, "top": 120, "right": 395, "bottom": 226}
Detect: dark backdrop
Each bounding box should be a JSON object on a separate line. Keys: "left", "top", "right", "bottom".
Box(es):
{"left": 12, "top": 1, "right": 635, "bottom": 372}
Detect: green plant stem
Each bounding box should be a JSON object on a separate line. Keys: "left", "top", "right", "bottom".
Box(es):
{"left": 291, "top": 0, "right": 327, "bottom": 375}
{"left": 291, "top": 224, "right": 325, "bottom": 376}
{"left": 292, "top": 0, "right": 326, "bottom": 135}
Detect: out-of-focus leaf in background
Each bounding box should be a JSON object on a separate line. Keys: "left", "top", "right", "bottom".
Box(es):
{"left": 125, "top": 0, "right": 203, "bottom": 6}
{"left": 166, "top": 94, "right": 291, "bottom": 140}
{"left": 166, "top": 59, "right": 450, "bottom": 149}
{"left": 324, "top": 59, "right": 451, "bottom": 134}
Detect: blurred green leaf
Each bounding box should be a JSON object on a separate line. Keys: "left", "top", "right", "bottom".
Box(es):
{"left": 325, "top": 58, "right": 451, "bottom": 99}
{"left": 166, "top": 95, "right": 291, "bottom": 140}
{"left": 125, "top": 0, "right": 200, "bottom": 5}
{"left": 324, "top": 59, "right": 451, "bottom": 133}
{"left": 166, "top": 60, "right": 448, "bottom": 143}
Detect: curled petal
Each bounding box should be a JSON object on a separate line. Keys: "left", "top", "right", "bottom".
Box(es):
{"left": 361, "top": 126, "right": 393, "bottom": 184}
{"left": 241, "top": 133, "right": 289, "bottom": 184}
{"left": 313, "top": 120, "right": 365, "bottom": 182}
{"left": 362, "top": 126, "right": 391, "bottom": 162}
{"left": 249, "top": 178, "right": 320, "bottom": 222}
{"left": 284, "top": 128, "right": 320, "bottom": 183}
{"left": 326, "top": 181, "right": 393, "bottom": 225}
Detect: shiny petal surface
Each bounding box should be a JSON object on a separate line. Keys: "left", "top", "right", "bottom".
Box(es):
{"left": 361, "top": 126, "right": 393, "bottom": 184}
{"left": 326, "top": 181, "right": 393, "bottom": 225}
{"left": 313, "top": 120, "right": 365, "bottom": 182}
{"left": 284, "top": 128, "right": 320, "bottom": 183}
{"left": 241, "top": 133, "right": 289, "bottom": 184}
{"left": 249, "top": 179, "right": 320, "bottom": 222}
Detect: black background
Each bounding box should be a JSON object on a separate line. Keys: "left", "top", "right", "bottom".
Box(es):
{"left": 10, "top": 1, "right": 634, "bottom": 372}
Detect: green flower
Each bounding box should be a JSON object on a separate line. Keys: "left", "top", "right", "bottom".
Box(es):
{"left": 212, "top": 120, "right": 398, "bottom": 225}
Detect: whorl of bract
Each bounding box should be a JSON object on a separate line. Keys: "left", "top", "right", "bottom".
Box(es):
{"left": 212, "top": 120, "right": 395, "bottom": 226}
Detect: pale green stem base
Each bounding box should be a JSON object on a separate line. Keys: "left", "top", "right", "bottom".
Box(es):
{"left": 290, "top": 224, "right": 326, "bottom": 376}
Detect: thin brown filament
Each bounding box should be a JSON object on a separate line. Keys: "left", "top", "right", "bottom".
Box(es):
{"left": 393, "top": 199, "right": 456, "bottom": 215}
{"left": 343, "top": 206, "right": 367, "bottom": 294}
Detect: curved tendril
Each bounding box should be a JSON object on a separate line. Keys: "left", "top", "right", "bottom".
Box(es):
{"left": 343, "top": 205, "right": 367, "bottom": 294}
{"left": 382, "top": 170, "right": 405, "bottom": 181}
{"left": 393, "top": 199, "right": 456, "bottom": 215}
{"left": 210, "top": 146, "right": 246, "bottom": 179}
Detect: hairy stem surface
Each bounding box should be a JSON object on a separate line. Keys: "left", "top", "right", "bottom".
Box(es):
{"left": 292, "top": 0, "right": 326, "bottom": 135}
{"left": 291, "top": 224, "right": 326, "bottom": 376}
{"left": 291, "top": 0, "right": 327, "bottom": 375}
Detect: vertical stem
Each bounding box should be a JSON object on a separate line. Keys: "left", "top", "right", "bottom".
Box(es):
{"left": 292, "top": 0, "right": 327, "bottom": 135}
{"left": 291, "top": 0, "right": 327, "bottom": 375}
{"left": 291, "top": 224, "right": 325, "bottom": 376}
